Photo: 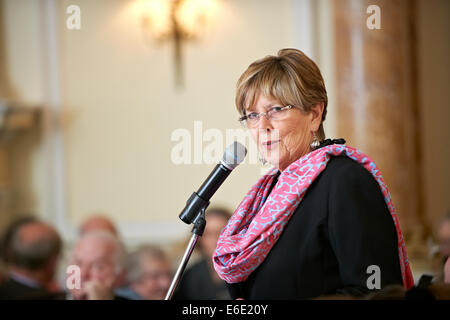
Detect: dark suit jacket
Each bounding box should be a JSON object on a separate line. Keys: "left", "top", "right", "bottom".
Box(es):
{"left": 227, "top": 155, "right": 403, "bottom": 299}
{"left": 173, "top": 258, "right": 230, "bottom": 300}
{"left": 0, "top": 277, "right": 65, "bottom": 300}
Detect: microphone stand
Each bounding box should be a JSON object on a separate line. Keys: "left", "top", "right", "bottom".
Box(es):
{"left": 164, "top": 142, "right": 247, "bottom": 300}
{"left": 165, "top": 201, "right": 208, "bottom": 300}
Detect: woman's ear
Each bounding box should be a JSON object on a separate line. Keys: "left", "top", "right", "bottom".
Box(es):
{"left": 310, "top": 102, "right": 324, "bottom": 132}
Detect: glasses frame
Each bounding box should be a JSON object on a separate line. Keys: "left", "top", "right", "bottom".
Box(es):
{"left": 238, "top": 105, "right": 294, "bottom": 128}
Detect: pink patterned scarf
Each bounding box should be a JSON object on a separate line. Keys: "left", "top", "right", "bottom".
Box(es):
{"left": 213, "top": 144, "right": 414, "bottom": 289}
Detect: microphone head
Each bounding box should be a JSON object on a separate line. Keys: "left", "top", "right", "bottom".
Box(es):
{"left": 221, "top": 141, "right": 247, "bottom": 170}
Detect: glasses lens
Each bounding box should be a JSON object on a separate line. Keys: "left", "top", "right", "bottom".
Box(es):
{"left": 269, "top": 107, "right": 289, "bottom": 120}
{"left": 242, "top": 106, "right": 291, "bottom": 127}
{"left": 247, "top": 119, "right": 259, "bottom": 127}
{"left": 243, "top": 113, "right": 259, "bottom": 127}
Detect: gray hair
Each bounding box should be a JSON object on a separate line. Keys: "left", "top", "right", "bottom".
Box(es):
{"left": 74, "top": 230, "right": 127, "bottom": 274}
{"left": 126, "top": 245, "right": 168, "bottom": 283}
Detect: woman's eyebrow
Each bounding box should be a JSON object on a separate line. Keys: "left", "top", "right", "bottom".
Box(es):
{"left": 245, "top": 103, "right": 278, "bottom": 113}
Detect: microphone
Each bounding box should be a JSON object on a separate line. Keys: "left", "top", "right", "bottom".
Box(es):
{"left": 179, "top": 141, "right": 247, "bottom": 225}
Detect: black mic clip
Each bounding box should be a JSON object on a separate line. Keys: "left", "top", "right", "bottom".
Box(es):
{"left": 179, "top": 192, "right": 209, "bottom": 236}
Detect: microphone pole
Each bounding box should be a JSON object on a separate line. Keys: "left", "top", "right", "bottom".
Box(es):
{"left": 165, "top": 142, "right": 247, "bottom": 300}
{"left": 164, "top": 208, "right": 206, "bottom": 301}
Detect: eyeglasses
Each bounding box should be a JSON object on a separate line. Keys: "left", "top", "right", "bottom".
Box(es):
{"left": 238, "top": 105, "right": 295, "bottom": 128}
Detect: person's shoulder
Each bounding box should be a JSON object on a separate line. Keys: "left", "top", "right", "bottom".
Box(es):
{"left": 186, "top": 258, "right": 209, "bottom": 275}
{"left": 321, "top": 155, "right": 376, "bottom": 186}
{"left": 0, "top": 278, "right": 66, "bottom": 300}
{"left": 324, "top": 155, "right": 366, "bottom": 174}
{"left": 0, "top": 277, "right": 27, "bottom": 294}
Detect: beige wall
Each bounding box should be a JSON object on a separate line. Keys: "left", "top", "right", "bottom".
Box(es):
{"left": 3, "top": 0, "right": 448, "bottom": 253}
{"left": 2, "top": 0, "right": 319, "bottom": 246}
{"left": 60, "top": 0, "right": 317, "bottom": 245}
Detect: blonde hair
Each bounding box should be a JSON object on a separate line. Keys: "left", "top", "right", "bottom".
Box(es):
{"left": 235, "top": 48, "right": 328, "bottom": 140}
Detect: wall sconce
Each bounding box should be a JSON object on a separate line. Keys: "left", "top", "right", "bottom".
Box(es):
{"left": 139, "top": 0, "right": 218, "bottom": 88}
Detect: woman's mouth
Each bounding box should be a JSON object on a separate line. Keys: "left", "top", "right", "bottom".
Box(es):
{"left": 261, "top": 140, "right": 279, "bottom": 150}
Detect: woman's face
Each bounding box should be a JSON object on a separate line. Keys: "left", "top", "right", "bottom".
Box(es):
{"left": 247, "top": 94, "right": 322, "bottom": 171}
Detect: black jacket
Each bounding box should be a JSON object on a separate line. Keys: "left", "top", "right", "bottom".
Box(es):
{"left": 0, "top": 277, "right": 65, "bottom": 300}
{"left": 173, "top": 258, "right": 230, "bottom": 300}
{"left": 227, "top": 155, "right": 403, "bottom": 299}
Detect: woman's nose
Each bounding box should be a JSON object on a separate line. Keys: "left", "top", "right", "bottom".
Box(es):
{"left": 257, "top": 114, "right": 272, "bottom": 130}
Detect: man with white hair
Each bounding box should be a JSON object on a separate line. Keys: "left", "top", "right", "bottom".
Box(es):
{"left": 78, "top": 214, "right": 119, "bottom": 237}
{"left": 68, "top": 231, "right": 126, "bottom": 300}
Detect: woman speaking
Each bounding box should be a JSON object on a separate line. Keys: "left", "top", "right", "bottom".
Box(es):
{"left": 212, "top": 48, "right": 414, "bottom": 299}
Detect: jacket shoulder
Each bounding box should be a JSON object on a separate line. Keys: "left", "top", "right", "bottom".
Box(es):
{"left": 321, "top": 155, "right": 374, "bottom": 182}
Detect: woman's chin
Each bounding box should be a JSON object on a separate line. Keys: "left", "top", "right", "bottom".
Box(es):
{"left": 260, "top": 150, "right": 282, "bottom": 168}
{"left": 264, "top": 157, "right": 282, "bottom": 169}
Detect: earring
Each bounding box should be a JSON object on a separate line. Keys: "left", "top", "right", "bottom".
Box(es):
{"left": 310, "top": 132, "right": 320, "bottom": 150}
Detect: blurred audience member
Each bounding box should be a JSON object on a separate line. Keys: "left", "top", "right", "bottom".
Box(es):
{"left": 436, "top": 210, "right": 450, "bottom": 256}
{"left": 0, "top": 219, "right": 64, "bottom": 299}
{"left": 0, "top": 216, "right": 38, "bottom": 265}
{"left": 364, "top": 284, "right": 406, "bottom": 300}
{"left": 365, "top": 279, "right": 450, "bottom": 300}
{"left": 79, "top": 214, "right": 119, "bottom": 237}
{"left": 117, "top": 245, "right": 172, "bottom": 300}
{"left": 68, "top": 231, "right": 126, "bottom": 300}
{"left": 0, "top": 216, "right": 38, "bottom": 281}
{"left": 434, "top": 210, "right": 450, "bottom": 282}
{"left": 427, "top": 281, "right": 450, "bottom": 299}
{"left": 174, "top": 207, "right": 231, "bottom": 300}
{"left": 444, "top": 256, "right": 450, "bottom": 284}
